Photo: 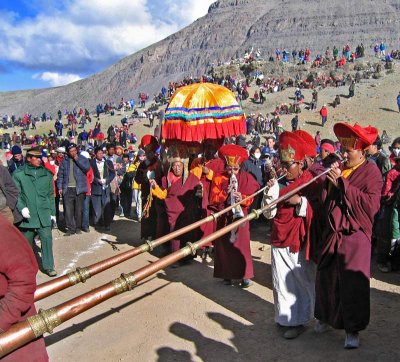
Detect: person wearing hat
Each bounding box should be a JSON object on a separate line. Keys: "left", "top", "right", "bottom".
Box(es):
{"left": 134, "top": 135, "right": 167, "bottom": 240}
{"left": 149, "top": 150, "right": 203, "bottom": 261}
{"left": 7, "top": 145, "right": 25, "bottom": 175}
{"left": 12, "top": 148, "right": 57, "bottom": 277}
{"left": 210, "top": 144, "right": 259, "bottom": 288}
{"left": 315, "top": 123, "right": 383, "bottom": 349}
{"left": 262, "top": 131, "right": 316, "bottom": 340}
{"left": 57, "top": 143, "right": 90, "bottom": 236}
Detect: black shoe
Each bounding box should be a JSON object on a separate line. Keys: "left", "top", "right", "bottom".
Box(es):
{"left": 105, "top": 226, "right": 111, "bottom": 232}
{"left": 223, "top": 279, "right": 233, "bottom": 286}
{"left": 75, "top": 229, "right": 82, "bottom": 235}
{"left": 64, "top": 232, "right": 75, "bottom": 236}
{"left": 82, "top": 228, "right": 90, "bottom": 233}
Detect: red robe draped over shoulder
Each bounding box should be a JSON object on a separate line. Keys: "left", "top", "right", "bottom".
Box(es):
{"left": 315, "top": 161, "right": 382, "bottom": 332}
{"left": 210, "top": 171, "right": 259, "bottom": 280}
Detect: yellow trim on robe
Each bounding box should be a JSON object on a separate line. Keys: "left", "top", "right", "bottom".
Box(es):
{"left": 342, "top": 159, "right": 366, "bottom": 179}
{"left": 151, "top": 184, "right": 167, "bottom": 200}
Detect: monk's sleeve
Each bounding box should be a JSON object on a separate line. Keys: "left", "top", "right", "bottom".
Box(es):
{"left": 151, "top": 184, "right": 167, "bottom": 200}
{"left": 0, "top": 231, "right": 37, "bottom": 332}
{"left": 210, "top": 176, "right": 228, "bottom": 204}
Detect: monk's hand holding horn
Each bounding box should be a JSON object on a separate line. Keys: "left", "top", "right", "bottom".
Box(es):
{"left": 327, "top": 162, "right": 342, "bottom": 188}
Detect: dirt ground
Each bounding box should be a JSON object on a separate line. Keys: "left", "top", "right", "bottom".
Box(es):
{"left": 32, "top": 216, "right": 400, "bottom": 362}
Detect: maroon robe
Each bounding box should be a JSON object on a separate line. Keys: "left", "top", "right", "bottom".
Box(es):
{"left": 162, "top": 173, "right": 202, "bottom": 252}
{"left": 211, "top": 171, "right": 259, "bottom": 280}
{"left": 315, "top": 161, "right": 382, "bottom": 332}
{"left": 0, "top": 215, "right": 48, "bottom": 361}
{"left": 198, "top": 158, "right": 225, "bottom": 245}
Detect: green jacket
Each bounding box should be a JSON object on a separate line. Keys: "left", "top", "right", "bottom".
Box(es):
{"left": 12, "top": 164, "right": 55, "bottom": 229}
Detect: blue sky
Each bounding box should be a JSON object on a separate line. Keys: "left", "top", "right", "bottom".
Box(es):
{"left": 0, "top": 0, "right": 214, "bottom": 91}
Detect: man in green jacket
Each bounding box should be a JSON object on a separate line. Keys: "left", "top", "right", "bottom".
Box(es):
{"left": 12, "top": 148, "right": 57, "bottom": 277}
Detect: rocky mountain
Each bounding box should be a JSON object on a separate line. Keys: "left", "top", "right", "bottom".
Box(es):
{"left": 1, "top": 0, "right": 400, "bottom": 116}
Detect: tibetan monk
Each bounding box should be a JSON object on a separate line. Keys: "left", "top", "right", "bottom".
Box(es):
{"left": 210, "top": 144, "right": 259, "bottom": 288}
{"left": 315, "top": 123, "right": 382, "bottom": 349}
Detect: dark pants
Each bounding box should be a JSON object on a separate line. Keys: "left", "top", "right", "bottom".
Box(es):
{"left": 64, "top": 187, "right": 85, "bottom": 232}
{"left": 21, "top": 226, "right": 54, "bottom": 270}
{"left": 110, "top": 192, "right": 119, "bottom": 218}
{"left": 120, "top": 189, "right": 132, "bottom": 217}
{"left": 92, "top": 188, "right": 113, "bottom": 227}
{"left": 82, "top": 195, "right": 91, "bottom": 230}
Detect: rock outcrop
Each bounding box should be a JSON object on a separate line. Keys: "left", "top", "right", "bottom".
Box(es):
{"left": 1, "top": 0, "right": 399, "bottom": 115}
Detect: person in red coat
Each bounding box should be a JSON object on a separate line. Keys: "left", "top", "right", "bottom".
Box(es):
{"left": 0, "top": 214, "right": 48, "bottom": 361}
{"left": 320, "top": 104, "right": 328, "bottom": 126}
{"left": 210, "top": 144, "right": 259, "bottom": 288}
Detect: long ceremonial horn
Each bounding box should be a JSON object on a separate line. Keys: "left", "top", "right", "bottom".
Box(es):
{"left": 0, "top": 168, "right": 329, "bottom": 358}
{"left": 34, "top": 174, "right": 286, "bottom": 302}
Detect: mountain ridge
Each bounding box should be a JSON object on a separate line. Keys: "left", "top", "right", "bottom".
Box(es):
{"left": 1, "top": 0, "right": 400, "bottom": 115}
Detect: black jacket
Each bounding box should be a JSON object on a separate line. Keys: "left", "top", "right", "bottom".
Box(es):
{"left": 0, "top": 165, "right": 22, "bottom": 223}
{"left": 90, "top": 159, "right": 116, "bottom": 196}
{"left": 241, "top": 156, "right": 263, "bottom": 186}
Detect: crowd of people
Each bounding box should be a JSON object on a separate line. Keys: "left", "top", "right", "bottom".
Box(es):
{"left": 1, "top": 41, "right": 400, "bottom": 360}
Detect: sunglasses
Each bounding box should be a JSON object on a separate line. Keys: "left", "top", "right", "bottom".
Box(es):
{"left": 226, "top": 166, "right": 240, "bottom": 171}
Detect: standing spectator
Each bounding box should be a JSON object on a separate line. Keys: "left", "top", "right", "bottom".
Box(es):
{"left": 7, "top": 145, "right": 25, "bottom": 175}
{"left": 397, "top": 91, "right": 400, "bottom": 113}
{"left": 149, "top": 112, "right": 154, "bottom": 128}
{"left": 311, "top": 89, "right": 318, "bottom": 110}
{"left": 291, "top": 115, "right": 299, "bottom": 132}
{"left": 12, "top": 148, "right": 57, "bottom": 276}
{"left": 315, "top": 131, "right": 321, "bottom": 153}
{"left": 81, "top": 151, "right": 94, "bottom": 233}
{"left": 349, "top": 80, "right": 355, "bottom": 98}
{"left": 0, "top": 163, "right": 22, "bottom": 225}
{"left": 117, "top": 154, "right": 131, "bottom": 217}
{"left": 0, "top": 214, "right": 49, "bottom": 360}
{"left": 320, "top": 105, "right": 328, "bottom": 127}
{"left": 366, "top": 136, "right": 391, "bottom": 177}
{"left": 129, "top": 150, "right": 146, "bottom": 220}
{"left": 90, "top": 147, "right": 116, "bottom": 231}
{"left": 57, "top": 143, "right": 90, "bottom": 236}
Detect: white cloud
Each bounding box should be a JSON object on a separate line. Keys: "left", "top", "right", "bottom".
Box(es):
{"left": 164, "top": 0, "right": 214, "bottom": 23}
{"left": 0, "top": 0, "right": 214, "bottom": 87}
{"left": 0, "top": 0, "right": 180, "bottom": 73}
{"left": 33, "top": 72, "right": 82, "bottom": 86}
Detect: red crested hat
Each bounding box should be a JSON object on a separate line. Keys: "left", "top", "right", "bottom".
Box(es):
{"left": 333, "top": 123, "right": 378, "bottom": 150}
{"left": 294, "top": 130, "right": 317, "bottom": 157}
{"left": 279, "top": 131, "right": 306, "bottom": 162}
{"left": 140, "top": 134, "right": 159, "bottom": 151}
{"left": 218, "top": 144, "right": 248, "bottom": 166}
